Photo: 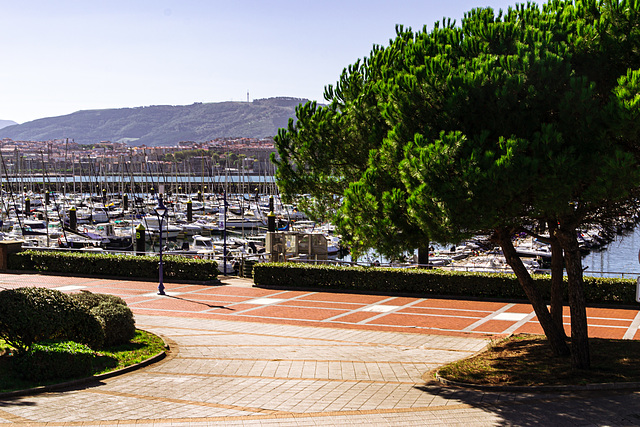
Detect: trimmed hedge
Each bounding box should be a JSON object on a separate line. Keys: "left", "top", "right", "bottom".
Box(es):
{"left": 8, "top": 250, "right": 219, "bottom": 282}
{"left": 0, "top": 287, "right": 104, "bottom": 351}
{"left": 253, "top": 263, "right": 638, "bottom": 305}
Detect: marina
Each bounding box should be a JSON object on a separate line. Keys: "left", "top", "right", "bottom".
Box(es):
{"left": 0, "top": 179, "right": 636, "bottom": 278}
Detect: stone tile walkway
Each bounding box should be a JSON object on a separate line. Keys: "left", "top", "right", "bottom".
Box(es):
{"left": 1, "top": 273, "right": 640, "bottom": 425}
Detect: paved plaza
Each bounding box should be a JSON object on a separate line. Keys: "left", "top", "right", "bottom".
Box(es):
{"left": 1, "top": 272, "right": 640, "bottom": 425}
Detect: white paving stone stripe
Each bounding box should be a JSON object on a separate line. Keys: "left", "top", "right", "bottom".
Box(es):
{"left": 319, "top": 296, "right": 399, "bottom": 322}
{"left": 221, "top": 291, "right": 318, "bottom": 314}
{"left": 624, "top": 311, "right": 640, "bottom": 339}
{"left": 501, "top": 312, "right": 538, "bottom": 335}
{"left": 136, "top": 315, "right": 489, "bottom": 352}
{"left": 3, "top": 276, "right": 640, "bottom": 426}
{"left": 356, "top": 298, "right": 428, "bottom": 324}
{"left": 461, "top": 303, "right": 515, "bottom": 332}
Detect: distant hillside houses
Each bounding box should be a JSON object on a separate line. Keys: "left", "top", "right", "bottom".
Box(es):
{"left": 0, "top": 137, "right": 277, "bottom": 177}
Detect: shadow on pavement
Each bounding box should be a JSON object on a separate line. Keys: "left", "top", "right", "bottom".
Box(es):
{"left": 167, "top": 294, "right": 235, "bottom": 310}
{"left": 414, "top": 383, "right": 640, "bottom": 425}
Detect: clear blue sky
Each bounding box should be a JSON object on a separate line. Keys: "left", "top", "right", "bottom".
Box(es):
{"left": 1, "top": 0, "right": 518, "bottom": 124}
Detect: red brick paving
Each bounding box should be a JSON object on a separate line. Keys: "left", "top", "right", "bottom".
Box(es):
{"left": 588, "top": 318, "right": 633, "bottom": 327}
{"left": 89, "top": 286, "right": 153, "bottom": 295}
{"left": 514, "top": 323, "right": 545, "bottom": 334}
{"left": 397, "top": 307, "right": 489, "bottom": 317}
{"left": 474, "top": 320, "right": 520, "bottom": 333}
{"left": 370, "top": 313, "right": 479, "bottom": 329}
{"left": 195, "top": 286, "right": 275, "bottom": 296}
{"left": 331, "top": 311, "right": 383, "bottom": 323}
{"left": 413, "top": 299, "right": 506, "bottom": 311}
{"left": 505, "top": 304, "right": 535, "bottom": 313}
{"left": 279, "top": 300, "right": 362, "bottom": 310}
{"left": 297, "top": 292, "right": 388, "bottom": 304}
{"left": 0, "top": 273, "right": 639, "bottom": 341}
{"left": 175, "top": 293, "right": 256, "bottom": 303}
{"left": 384, "top": 297, "right": 420, "bottom": 306}
{"left": 272, "top": 290, "right": 313, "bottom": 299}
{"left": 587, "top": 326, "right": 627, "bottom": 339}
{"left": 587, "top": 307, "right": 639, "bottom": 319}
{"left": 241, "top": 305, "right": 348, "bottom": 321}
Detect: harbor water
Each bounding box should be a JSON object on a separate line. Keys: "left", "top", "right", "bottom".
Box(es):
{"left": 582, "top": 227, "right": 640, "bottom": 278}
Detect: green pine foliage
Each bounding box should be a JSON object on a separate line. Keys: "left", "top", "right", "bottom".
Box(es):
{"left": 273, "top": 0, "right": 640, "bottom": 368}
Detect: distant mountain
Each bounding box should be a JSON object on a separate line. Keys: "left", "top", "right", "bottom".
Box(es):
{"left": 0, "top": 97, "right": 308, "bottom": 146}
{"left": 0, "top": 120, "right": 18, "bottom": 130}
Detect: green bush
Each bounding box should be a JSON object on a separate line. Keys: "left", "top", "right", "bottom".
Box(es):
{"left": 12, "top": 341, "right": 97, "bottom": 380}
{"left": 7, "top": 250, "right": 219, "bottom": 282}
{"left": 253, "top": 263, "right": 638, "bottom": 305}
{"left": 0, "top": 287, "right": 104, "bottom": 351}
{"left": 70, "top": 290, "right": 128, "bottom": 310}
{"left": 90, "top": 302, "right": 136, "bottom": 347}
{"left": 69, "top": 290, "right": 135, "bottom": 348}
{"left": 63, "top": 305, "right": 105, "bottom": 350}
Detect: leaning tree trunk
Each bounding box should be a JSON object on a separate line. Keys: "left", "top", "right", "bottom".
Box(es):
{"left": 548, "top": 221, "right": 567, "bottom": 338}
{"left": 495, "top": 228, "right": 570, "bottom": 357}
{"left": 555, "top": 227, "right": 590, "bottom": 370}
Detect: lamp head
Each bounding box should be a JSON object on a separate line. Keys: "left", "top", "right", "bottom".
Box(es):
{"left": 154, "top": 196, "right": 167, "bottom": 218}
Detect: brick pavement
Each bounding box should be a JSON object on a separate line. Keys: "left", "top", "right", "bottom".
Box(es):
{"left": 1, "top": 273, "right": 640, "bottom": 425}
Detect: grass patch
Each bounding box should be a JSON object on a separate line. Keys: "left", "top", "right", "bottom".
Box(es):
{"left": 437, "top": 334, "right": 640, "bottom": 387}
{"left": 0, "top": 330, "right": 165, "bottom": 393}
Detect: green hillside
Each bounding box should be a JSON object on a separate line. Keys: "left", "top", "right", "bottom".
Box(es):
{"left": 0, "top": 97, "right": 307, "bottom": 146}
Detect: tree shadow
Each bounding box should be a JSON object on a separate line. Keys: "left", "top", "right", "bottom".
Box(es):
{"left": 0, "top": 399, "right": 37, "bottom": 407}
{"left": 414, "top": 375, "right": 640, "bottom": 425}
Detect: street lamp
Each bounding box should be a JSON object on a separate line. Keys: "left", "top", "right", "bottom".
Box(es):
{"left": 154, "top": 195, "right": 168, "bottom": 295}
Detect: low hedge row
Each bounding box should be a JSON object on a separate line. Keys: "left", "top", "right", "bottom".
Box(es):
{"left": 8, "top": 250, "right": 219, "bottom": 282}
{"left": 252, "top": 263, "right": 638, "bottom": 305}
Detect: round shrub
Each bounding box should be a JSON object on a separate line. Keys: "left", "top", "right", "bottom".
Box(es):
{"left": 65, "top": 307, "right": 105, "bottom": 349}
{"left": 0, "top": 287, "right": 104, "bottom": 351}
{"left": 13, "top": 341, "right": 97, "bottom": 380}
{"left": 0, "top": 287, "right": 69, "bottom": 350}
{"left": 0, "top": 287, "right": 105, "bottom": 351}
{"left": 70, "top": 290, "right": 128, "bottom": 310}
{"left": 90, "top": 302, "right": 136, "bottom": 347}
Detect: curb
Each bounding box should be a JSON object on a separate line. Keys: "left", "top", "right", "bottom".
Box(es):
{"left": 0, "top": 335, "right": 170, "bottom": 400}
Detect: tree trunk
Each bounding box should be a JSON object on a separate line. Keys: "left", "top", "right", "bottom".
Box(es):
{"left": 555, "top": 226, "right": 590, "bottom": 370}
{"left": 548, "top": 221, "right": 566, "bottom": 338}
{"left": 495, "top": 228, "right": 570, "bottom": 357}
{"left": 417, "top": 246, "right": 429, "bottom": 268}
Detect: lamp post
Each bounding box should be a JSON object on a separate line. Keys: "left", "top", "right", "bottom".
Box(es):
{"left": 154, "top": 195, "right": 168, "bottom": 295}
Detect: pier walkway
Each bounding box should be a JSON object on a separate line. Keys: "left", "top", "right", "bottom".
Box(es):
{"left": 1, "top": 272, "right": 640, "bottom": 425}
